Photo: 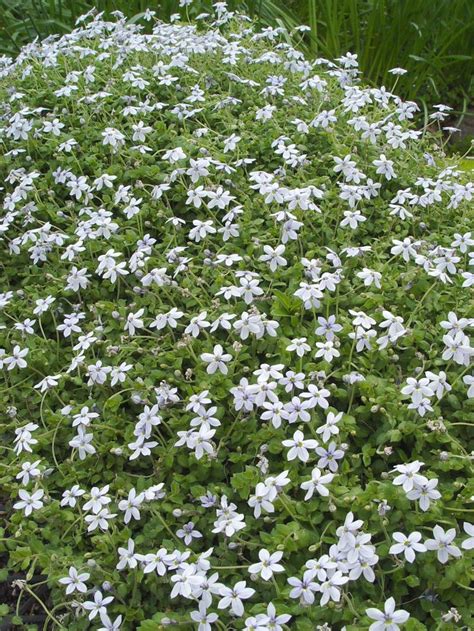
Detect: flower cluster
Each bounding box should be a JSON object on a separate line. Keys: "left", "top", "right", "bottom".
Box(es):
{"left": 0, "top": 4, "right": 472, "bottom": 630}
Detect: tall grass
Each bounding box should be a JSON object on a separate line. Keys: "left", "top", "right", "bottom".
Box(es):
{"left": 294, "top": 0, "right": 474, "bottom": 108}
{"left": 0, "top": 0, "right": 163, "bottom": 53}
{"left": 0, "top": 0, "right": 473, "bottom": 111}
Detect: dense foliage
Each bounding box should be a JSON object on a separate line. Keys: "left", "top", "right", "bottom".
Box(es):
{"left": 1, "top": 0, "right": 473, "bottom": 114}
{"left": 0, "top": 5, "right": 473, "bottom": 630}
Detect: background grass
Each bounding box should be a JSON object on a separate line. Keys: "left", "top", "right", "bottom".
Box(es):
{"left": 0, "top": 0, "right": 473, "bottom": 121}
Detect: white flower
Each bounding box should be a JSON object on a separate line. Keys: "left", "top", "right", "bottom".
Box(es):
{"left": 401, "top": 377, "right": 434, "bottom": 404}
{"left": 58, "top": 566, "right": 90, "bottom": 594}
{"left": 186, "top": 186, "right": 208, "bottom": 208}
{"left": 282, "top": 430, "right": 318, "bottom": 462}
{"left": 210, "top": 312, "right": 236, "bottom": 332}
{"left": 239, "top": 275, "right": 264, "bottom": 304}
{"left": 86, "top": 360, "right": 111, "bottom": 386}
{"left": 16, "top": 460, "right": 41, "bottom": 485}
{"left": 389, "top": 67, "right": 407, "bottom": 75}
{"left": 141, "top": 548, "right": 172, "bottom": 575}
{"left": 185, "top": 311, "right": 211, "bottom": 337}
{"left": 61, "top": 485, "right": 85, "bottom": 508}
{"left": 43, "top": 118, "right": 64, "bottom": 135}
{"left": 93, "top": 173, "right": 117, "bottom": 190}
{"left": 425, "top": 525, "right": 462, "bottom": 563}
{"left": 286, "top": 337, "right": 311, "bottom": 357}
{"left": 463, "top": 374, "right": 474, "bottom": 398}
{"left": 150, "top": 308, "right": 184, "bottom": 330}
{"left": 340, "top": 209, "right": 366, "bottom": 229}
{"left": 311, "top": 109, "right": 337, "bottom": 128}
{"left": 177, "top": 521, "right": 203, "bottom": 545}
{"left": 132, "top": 120, "right": 152, "bottom": 142}
{"left": 34, "top": 374, "right": 61, "bottom": 393}
{"left": 301, "top": 384, "right": 330, "bottom": 409}
{"left": 200, "top": 344, "right": 232, "bottom": 375}
{"left": 366, "top": 597, "right": 410, "bottom": 630}
{"left": 33, "top": 296, "right": 55, "bottom": 315}
{"left": 373, "top": 154, "right": 396, "bottom": 180}
{"left": 98, "top": 612, "right": 122, "bottom": 631}
{"left": 118, "top": 488, "right": 144, "bottom": 524}
{"left": 85, "top": 508, "right": 116, "bottom": 532}
{"left": 451, "top": 231, "right": 474, "bottom": 253}
{"left": 300, "top": 467, "right": 334, "bottom": 499}
{"left": 316, "top": 411, "right": 342, "bottom": 442}
{"left": 390, "top": 238, "right": 418, "bottom": 261}
{"left": 391, "top": 461, "right": 425, "bottom": 492}
{"left": 440, "top": 311, "right": 471, "bottom": 335}
{"left": 186, "top": 390, "right": 212, "bottom": 413}
{"left": 13, "top": 488, "right": 44, "bottom": 516}
{"left": 189, "top": 219, "right": 216, "bottom": 243}
{"left": 316, "top": 442, "right": 344, "bottom": 472}
{"left": 83, "top": 485, "right": 111, "bottom": 513}
{"left": 66, "top": 266, "right": 89, "bottom": 292}
{"left": 116, "top": 539, "right": 139, "bottom": 570}
{"left": 261, "top": 602, "right": 291, "bottom": 630}
{"left": 124, "top": 308, "right": 145, "bottom": 336}
{"left": 82, "top": 590, "right": 114, "bottom": 620}
{"left": 462, "top": 522, "right": 474, "bottom": 550}
{"left": 248, "top": 482, "right": 274, "bottom": 518}
{"left": 69, "top": 427, "right": 96, "bottom": 460}
{"left": 315, "top": 340, "right": 340, "bottom": 363}
{"left": 208, "top": 186, "right": 235, "bottom": 209}
{"left": 406, "top": 477, "right": 441, "bottom": 511}
{"left": 4, "top": 345, "right": 28, "bottom": 370}
{"left": 259, "top": 244, "right": 287, "bottom": 271}
{"left": 315, "top": 315, "right": 343, "bottom": 340}
{"left": 389, "top": 531, "right": 426, "bottom": 563}
{"left": 442, "top": 331, "right": 472, "bottom": 366}
{"left": 425, "top": 370, "right": 451, "bottom": 399}
{"left": 261, "top": 399, "right": 285, "bottom": 428}
{"left": 357, "top": 268, "right": 382, "bottom": 288}
{"left": 248, "top": 549, "right": 284, "bottom": 581}
{"left": 110, "top": 362, "right": 132, "bottom": 386}
{"left": 190, "top": 601, "right": 219, "bottom": 631}
{"left": 333, "top": 154, "right": 357, "bottom": 177}
{"left": 223, "top": 133, "right": 241, "bottom": 152}
{"left": 336, "top": 511, "right": 363, "bottom": 549}
{"left": 163, "top": 146, "right": 186, "bottom": 163}
{"left": 319, "top": 571, "right": 348, "bottom": 605}
{"left": 218, "top": 581, "right": 255, "bottom": 617}
{"left": 288, "top": 569, "right": 318, "bottom": 605}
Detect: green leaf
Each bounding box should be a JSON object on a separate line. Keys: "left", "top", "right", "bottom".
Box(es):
{"left": 271, "top": 290, "right": 301, "bottom": 316}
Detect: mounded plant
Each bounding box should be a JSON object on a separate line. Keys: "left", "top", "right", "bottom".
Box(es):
{"left": 0, "top": 5, "right": 473, "bottom": 630}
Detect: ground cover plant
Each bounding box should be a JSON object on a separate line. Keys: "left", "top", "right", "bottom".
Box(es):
{"left": 1, "top": 0, "right": 473, "bottom": 118}
{"left": 0, "top": 4, "right": 473, "bottom": 630}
